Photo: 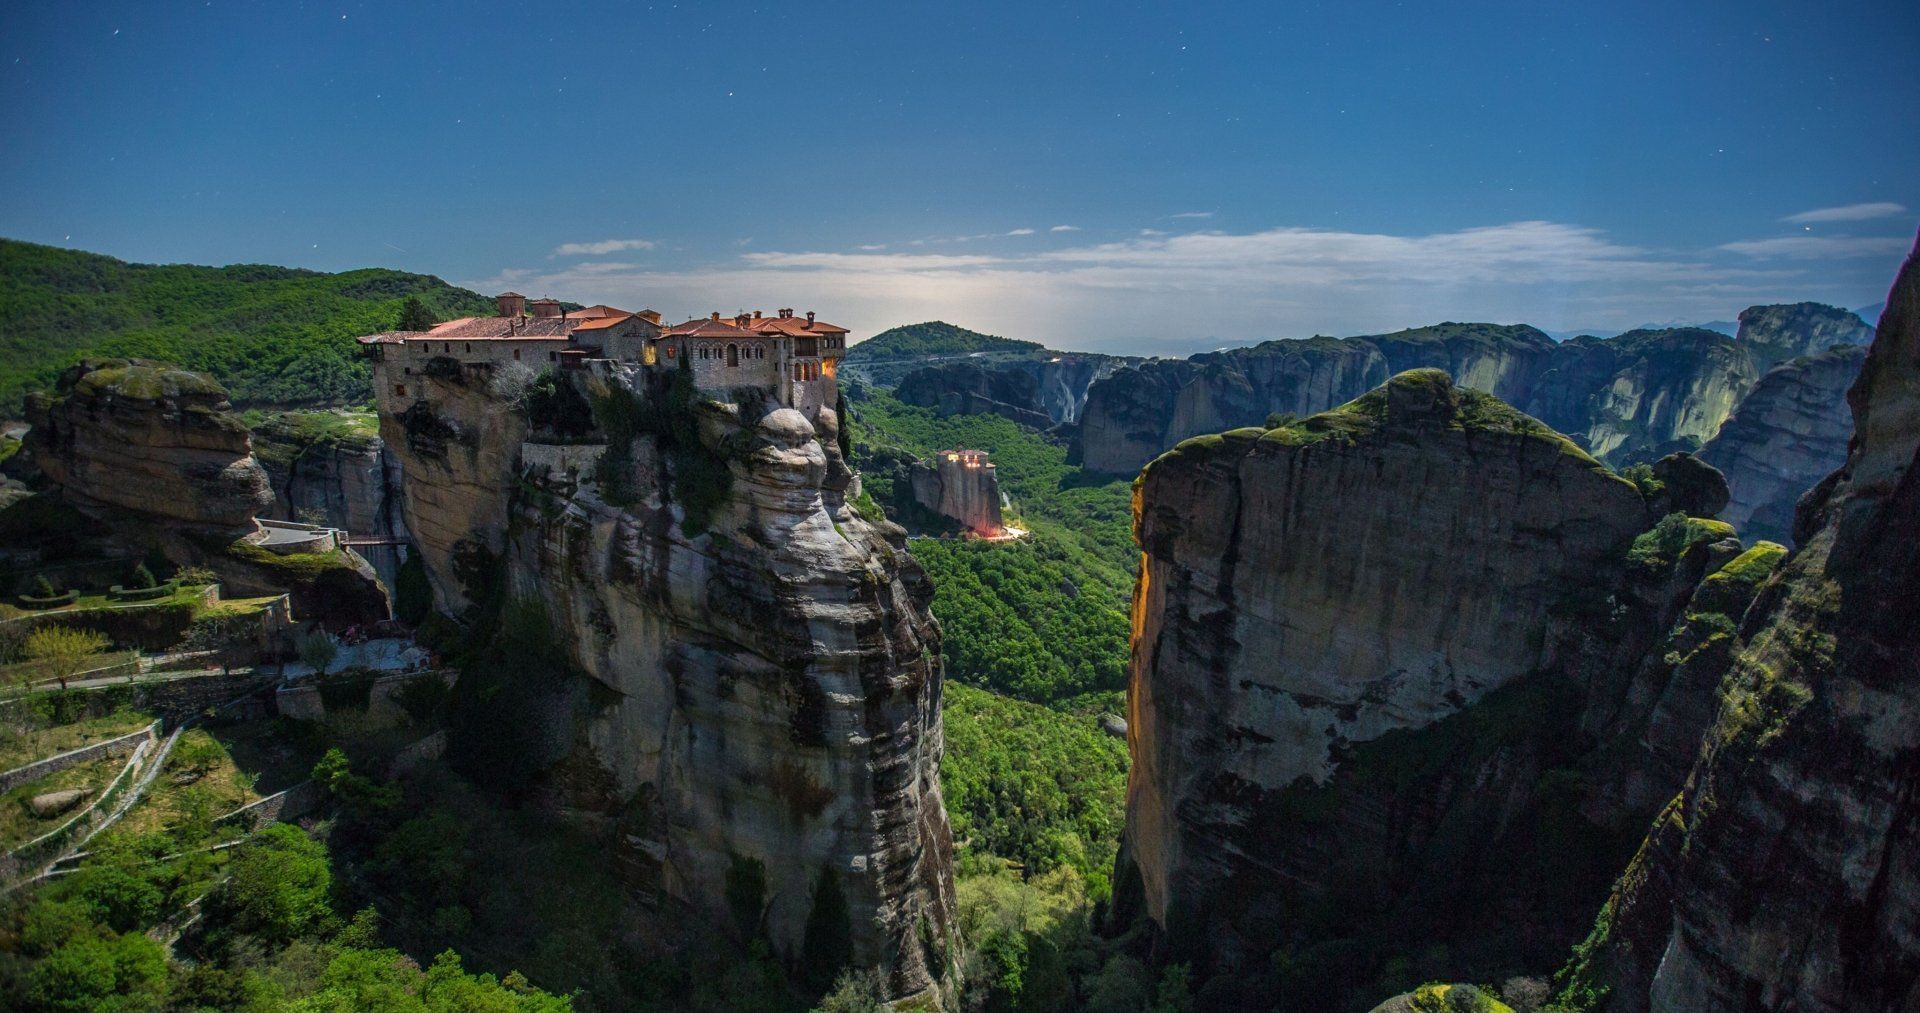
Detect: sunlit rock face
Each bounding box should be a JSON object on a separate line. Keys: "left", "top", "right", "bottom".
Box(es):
{"left": 909, "top": 449, "right": 1004, "bottom": 536}
{"left": 373, "top": 360, "right": 957, "bottom": 1001}
{"left": 24, "top": 358, "right": 273, "bottom": 532}
{"left": 1697, "top": 344, "right": 1867, "bottom": 544}
{"left": 1568, "top": 240, "right": 1920, "bottom": 1012}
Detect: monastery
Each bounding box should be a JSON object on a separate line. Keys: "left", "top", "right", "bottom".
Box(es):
{"left": 357, "top": 292, "right": 850, "bottom": 416}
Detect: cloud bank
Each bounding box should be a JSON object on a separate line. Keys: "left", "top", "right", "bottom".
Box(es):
{"left": 1781, "top": 202, "right": 1907, "bottom": 224}
{"left": 550, "top": 238, "right": 656, "bottom": 257}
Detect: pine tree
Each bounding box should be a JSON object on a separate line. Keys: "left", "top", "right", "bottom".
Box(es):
{"left": 397, "top": 295, "right": 436, "bottom": 332}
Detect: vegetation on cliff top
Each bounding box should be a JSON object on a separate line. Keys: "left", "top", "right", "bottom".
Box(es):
{"left": 0, "top": 238, "right": 494, "bottom": 413}
{"left": 845, "top": 321, "right": 1043, "bottom": 362}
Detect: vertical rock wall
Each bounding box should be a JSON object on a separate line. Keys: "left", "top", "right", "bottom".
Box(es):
{"left": 372, "top": 359, "right": 957, "bottom": 1001}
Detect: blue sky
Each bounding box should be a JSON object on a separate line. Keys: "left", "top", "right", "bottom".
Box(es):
{"left": 2, "top": 1, "right": 1914, "bottom": 354}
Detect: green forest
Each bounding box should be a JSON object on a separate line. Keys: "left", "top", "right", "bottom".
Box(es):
{"left": 0, "top": 239, "right": 493, "bottom": 414}
{"left": 844, "top": 321, "right": 1043, "bottom": 362}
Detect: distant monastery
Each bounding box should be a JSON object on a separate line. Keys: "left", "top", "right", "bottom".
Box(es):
{"left": 357, "top": 292, "right": 849, "bottom": 416}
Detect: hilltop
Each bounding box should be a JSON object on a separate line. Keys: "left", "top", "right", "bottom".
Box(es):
{"left": 846, "top": 320, "right": 1044, "bottom": 361}
{"left": 0, "top": 238, "right": 494, "bottom": 414}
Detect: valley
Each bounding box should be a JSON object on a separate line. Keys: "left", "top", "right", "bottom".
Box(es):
{"left": 0, "top": 234, "right": 1913, "bottom": 1012}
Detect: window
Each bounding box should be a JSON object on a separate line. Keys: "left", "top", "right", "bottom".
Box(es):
{"left": 666, "top": 344, "right": 677, "bottom": 359}
{"left": 444, "top": 342, "right": 451, "bottom": 353}
{"left": 549, "top": 351, "right": 557, "bottom": 362}
{"left": 727, "top": 343, "right": 739, "bottom": 367}
{"left": 513, "top": 348, "right": 521, "bottom": 360}
{"left": 394, "top": 383, "right": 407, "bottom": 396}
{"left": 465, "top": 343, "right": 472, "bottom": 353}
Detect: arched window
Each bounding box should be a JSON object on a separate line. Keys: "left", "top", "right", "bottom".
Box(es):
{"left": 727, "top": 343, "right": 739, "bottom": 367}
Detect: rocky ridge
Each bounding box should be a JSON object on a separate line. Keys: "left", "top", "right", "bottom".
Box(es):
{"left": 1559, "top": 238, "right": 1920, "bottom": 1011}
{"left": 1073, "top": 311, "right": 1867, "bottom": 477}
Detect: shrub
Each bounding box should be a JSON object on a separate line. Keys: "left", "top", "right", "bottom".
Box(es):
{"left": 130, "top": 563, "right": 156, "bottom": 590}
{"left": 34, "top": 575, "right": 57, "bottom": 598}
{"left": 23, "top": 626, "right": 110, "bottom": 688}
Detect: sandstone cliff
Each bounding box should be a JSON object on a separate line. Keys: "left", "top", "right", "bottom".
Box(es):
{"left": 21, "top": 359, "right": 390, "bottom": 627}
{"left": 909, "top": 449, "right": 1004, "bottom": 537}
{"left": 24, "top": 359, "right": 273, "bottom": 532}
{"left": 1697, "top": 345, "right": 1867, "bottom": 545}
{"left": 373, "top": 357, "right": 956, "bottom": 1000}
{"left": 1559, "top": 240, "right": 1920, "bottom": 1011}
{"left": 895, "top": 362, "right": 1053, "bottom": 429}
{"left": 251, "top": 412, "right": 412, "bottom": 590}
{"left": 1113, "top": 370, "right": 1760, "bottom": 1007}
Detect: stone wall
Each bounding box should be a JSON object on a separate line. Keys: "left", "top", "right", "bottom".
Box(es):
{"left": 0, "top": 721, "right": 160, "bottom": 793}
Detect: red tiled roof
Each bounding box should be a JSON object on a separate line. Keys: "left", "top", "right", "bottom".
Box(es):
{"left": 742, "top": 314, "right": 850, "bottom": 336}
{"left": 355, "top": 331, "right": 426, "bottom": 345}
{"left": 665, "top": 318, "right": 756, "bottom": 338}
{"left": 564, "top": 304, "right": 632, "bottom": 320}
{"left": 425, "top": 316, "right": 576, "bottom": 338}
{"left": 570, "top": 313, "right": 638, "bottom": 331}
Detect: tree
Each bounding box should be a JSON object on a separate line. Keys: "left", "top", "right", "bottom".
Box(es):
{"left": 130, "top": 563, "right": 156, "bottom": 589}
{"left": 33, "top": 574, "right": 57, "bottom": 598}
{"left": 397, "top": 295, "right": 437, "bottom": 332}
{"left": 25, "top": 933, "right": 168, "bottom": 1012}
{"left": 23, "top": 626, "right": 110, "bottom": 689}
{"left": 298, "top": 631, "right": 339, "bottom": 676}
{"left": 208, "top": 823, "right": 332, "bottom": 944}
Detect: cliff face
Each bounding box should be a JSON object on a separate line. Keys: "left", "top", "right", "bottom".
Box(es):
{"left": 894, "top": 362, "right": 1053, "bottom": 429}
{"left": 1077, "top": 336, "right": 1388, "bottom": 474}
{"left": 252, "top": 413, "right": 413, "bottom": 588}
{"left": 1564, "top": 241, "right": 1920, "bottom": 1011}
{"left": 1735, "top": 301, "right": 1875, "bottom": 369}
{"left": 1696, "top": 345, "right": 1868, "bottom": 544}
{"left": 24, "top": 359, "right": 273, "bottom": 532}
{"left": 1572, "top": 328, "right": 1758, "bottom": 464}
{"left": 909, "top": 450, "right": 1004, "bottom": 536}
{"left": 1077, "top": 322, "right": 1774, "bottom": 476}
{"left": 1114, "top": 371, "right": 1763, "bottom": 1006}
{"left": 374, "top": 359, "right": 957, "bottom": 1000}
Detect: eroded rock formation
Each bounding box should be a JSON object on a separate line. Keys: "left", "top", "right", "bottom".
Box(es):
{"left": 24, "top": 359, "right": 273, "bottom": 532}
{"left": 20, "top": 359, "right": 390, "bottom": 627}
{"left": 373, "top": 358, "right": 956, "bottom": 1000}
{"left": 1113, "top": 370, "right": 1765, "bottom": 1006}
{"left": 895, "top": 362, "right": 1052, "bottom": 429}
{"left": 251, "top": 413, "right": 412, "bottom": 589}
{"left": 1561, "top": 239, "right": 1920, "bottom": 1011}
{"left": 909, "top": 449, "right": 1004, "bottom": 536}
{"left": 1697, "top": 345, "right": 1868, "bottom": 544}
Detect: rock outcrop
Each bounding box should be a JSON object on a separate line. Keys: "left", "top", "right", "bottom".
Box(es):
{"left": 373, "top": 358, "right": 956, "bottom": 1000}
{"left": 251, "top": 412, "right": 412, "bottom": 589}
{"left": 24, "top": 359, "right": 273, "bottom": 533}
{"left": 1696, "top": 345, "right": 1868, "bottom": 545}
{"left": 1113, "top": 370, "right": 1763, "bottom": 1007}
{"left": 909, "top": 449, "right": 1004, "bottom": 537}
{"left": 1561, "top": 239, "right": 1920, "bottom": 1011}
{"left": 895, "top": 362, "right": 1053, "bottom": 429}
{"left": 1076, "top": 335, "right": 1388, "bottom": 474}
{"left": 1735, "top": 301, "right": 1875, "bottom": 369}
{"left": 20, "top": 359, "right": 390, "bottom": 628}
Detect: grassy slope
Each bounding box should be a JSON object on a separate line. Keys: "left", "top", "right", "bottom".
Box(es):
{"left": 0, "top": 238, "right": 494, "bottom": 413}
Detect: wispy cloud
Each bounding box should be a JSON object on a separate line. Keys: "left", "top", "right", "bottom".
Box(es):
{"left": 1168, "top": 211, "right": 1215, "bottom": 219}
{"left": 469, "top": 219, "right": 1893, "bottom": 356}
{"left": 1006, "top": 228, "right": 1037, "bottom": 236}
{"left": 550, "top": 238, "right": 656, "bottom": 257}
{"left": 1781, "top": 202, "right": 1908, "bottom": 224}
{"left": 1050, "top": 225, "right": 1079, "bottom": 232}
{"left": 1719, "top": 235, "right": 1912, "bottom": 259}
